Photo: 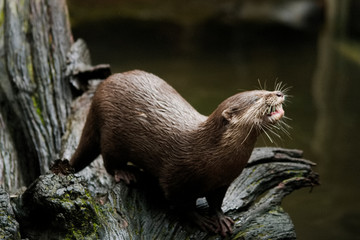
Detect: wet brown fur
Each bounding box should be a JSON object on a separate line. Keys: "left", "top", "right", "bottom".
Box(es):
{"left": 70, "top": 70, "right": 286, "bottom": 235}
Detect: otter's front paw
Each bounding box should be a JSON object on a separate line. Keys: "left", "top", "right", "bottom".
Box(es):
{"left": 188, "top": 210, "right": 234, "bottom": 237}
{"left": 211, "top": 211, "right": 234, "bottom": 237}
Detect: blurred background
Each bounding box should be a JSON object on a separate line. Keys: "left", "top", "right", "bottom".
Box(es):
{"left": 67, "top": 0, "right": 360, "bottom": 239}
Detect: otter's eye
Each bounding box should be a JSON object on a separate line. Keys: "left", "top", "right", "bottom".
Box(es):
{"left": 276, "top": 91, "right": 284, "bottom": 97}
{"left": 252, "top": 96, "right": 260, "bottom": 103}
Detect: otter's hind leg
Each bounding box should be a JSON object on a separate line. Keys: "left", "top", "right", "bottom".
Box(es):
{"left": 113, "top": 168, "right": 137, "bottom": 184}
{"left": 101, "top": 144, "right": 138, "bottom": 184}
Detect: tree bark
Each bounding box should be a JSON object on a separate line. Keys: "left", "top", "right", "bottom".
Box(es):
{"left": 0, "top": 0, "right": 319, "bottom": 239}
{"left": 0, "top": 0, "right": 73, "bottom": 189}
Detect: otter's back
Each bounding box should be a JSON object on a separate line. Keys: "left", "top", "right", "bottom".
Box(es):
{"left": 93, "top": 70, "right": 206, "bottom": 173}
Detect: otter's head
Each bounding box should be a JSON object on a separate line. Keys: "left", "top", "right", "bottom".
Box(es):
{"left": 219, "top": 88, "right": 288, "bottom": 144}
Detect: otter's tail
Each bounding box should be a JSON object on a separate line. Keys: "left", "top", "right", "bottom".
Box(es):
{"left": 70, "top": 108, "right": 100, "bottom": 173}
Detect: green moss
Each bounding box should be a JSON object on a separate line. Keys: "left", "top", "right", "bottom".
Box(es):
{"left": 44, "top": 178, "right": 104, "bottom": 239}
{"left": 31, "top": 95, "right": 45, "bottom": 125}
{"left": 268, "top": 206, "right": 284, "bottom": 216}
{"left": 0, "top": 8, "right": 4, "bottom": 27}
{"left": 232, "top": 223, "right": 267, "bottom": 240}
{"left": 63, "top": 189, "right": 102, "bottom": 239}
{"left": 27, "top": 57, "right": 35, "bottom": 84}
{"left": 281, "top": 170, "right": 305, "bottom": 185}
{"left": 65, "top": 221, "right": 100, "bottom": 240}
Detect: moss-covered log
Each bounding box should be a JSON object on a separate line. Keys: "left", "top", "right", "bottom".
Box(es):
{"left": 9, "top": 146, "right": 318, "bottom": 240}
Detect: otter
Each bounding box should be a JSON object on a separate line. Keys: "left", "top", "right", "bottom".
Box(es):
{"left": 70, "top": 70, "right": 287, "bottom": 236}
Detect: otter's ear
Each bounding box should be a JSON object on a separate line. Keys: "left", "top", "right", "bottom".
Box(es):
{"left": 222, "top": 108, "right": 234, "bottom": 122}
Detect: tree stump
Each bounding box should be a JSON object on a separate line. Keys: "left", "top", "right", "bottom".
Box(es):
{"left": 0, "top": 0, "right": 319, "bottom": 239}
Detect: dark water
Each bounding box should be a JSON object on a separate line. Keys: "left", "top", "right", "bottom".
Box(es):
{"left": 72, "top": 18, "right": 360, "bottom": 240}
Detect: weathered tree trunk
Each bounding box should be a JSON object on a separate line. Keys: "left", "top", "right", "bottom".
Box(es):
{"left": 0, "top": 0, "right": 73, "bottom": 190}
{"left": 0, "top": 0, "right": 319, "bottom": 239}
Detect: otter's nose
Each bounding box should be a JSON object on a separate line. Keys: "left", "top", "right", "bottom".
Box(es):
{"left": 275, "top": 91, "right": 284, "bottom": 98}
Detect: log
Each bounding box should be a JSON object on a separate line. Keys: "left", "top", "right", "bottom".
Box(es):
{"left": 9, "top": 146, "right": 318, "bottom": 240}
{"left": 0, "top": 188, "right": 21, "bottom": 240}
{"left": 0, "top": 0, "right": 319, "bottom": 239}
